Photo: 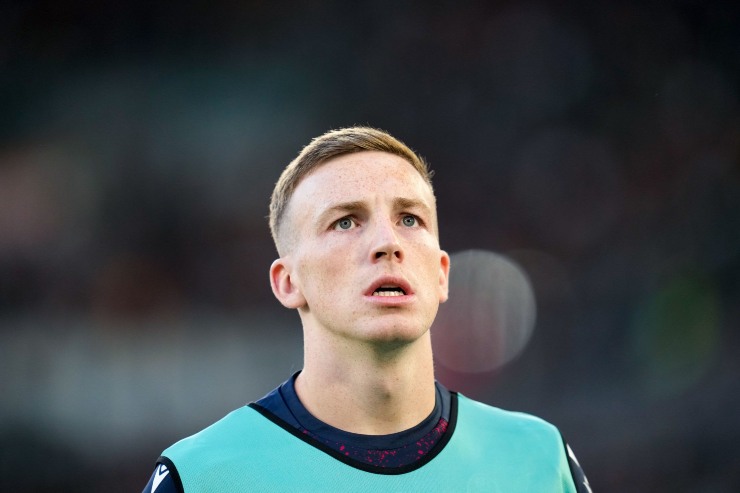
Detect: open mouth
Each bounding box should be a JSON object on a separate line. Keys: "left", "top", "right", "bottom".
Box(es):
{"left": 372, "top": 286, "right": 407, "bottom": 297}
{"left": 366, "top": 277, "right": 412, "bottom": 299}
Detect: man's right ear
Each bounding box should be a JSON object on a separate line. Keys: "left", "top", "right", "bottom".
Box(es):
{"left": 270, "top": 258, "right": 306, "bottom": 309}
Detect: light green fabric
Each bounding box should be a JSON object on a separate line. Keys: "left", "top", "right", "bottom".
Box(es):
{"left": 163, "top": 394, "right": 577, "bottom": 492}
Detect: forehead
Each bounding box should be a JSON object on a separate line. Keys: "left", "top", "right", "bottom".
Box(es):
{"left": 290, "top": 151, "right": 435, "bottom": 212}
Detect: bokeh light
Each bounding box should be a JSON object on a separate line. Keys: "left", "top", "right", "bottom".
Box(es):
{"left": 432, "top": 250, "right": 536, "bottom": 374}
{"left": 630, "top": 270, "right": 721, "bottom": 398}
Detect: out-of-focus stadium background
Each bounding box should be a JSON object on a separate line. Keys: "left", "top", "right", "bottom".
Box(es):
{"left": 1, "top": 1, "right": 738, "bottom": 491}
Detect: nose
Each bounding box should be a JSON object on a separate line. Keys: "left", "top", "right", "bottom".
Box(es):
{"left": 371, "top": 219, "right": 403, "bottom": 262}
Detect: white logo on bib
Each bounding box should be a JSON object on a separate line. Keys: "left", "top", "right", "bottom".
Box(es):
{"left": 152, "top": 464, "right": 170, "bottom": 492}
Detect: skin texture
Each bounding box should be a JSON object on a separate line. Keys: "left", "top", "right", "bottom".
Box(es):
{"left": 270, "top": 151, "right": 450, "bottom": 434}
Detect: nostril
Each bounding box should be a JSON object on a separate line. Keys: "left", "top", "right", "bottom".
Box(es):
{"left": 373, "top": 243, "right": 402, "bottom": 261}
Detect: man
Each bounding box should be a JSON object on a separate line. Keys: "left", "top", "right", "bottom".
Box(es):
{"left": 143, "top": 127, "right": 592, "bottom": 492}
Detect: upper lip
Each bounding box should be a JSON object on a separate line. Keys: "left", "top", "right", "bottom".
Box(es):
{"left": 365, "top": 276, "right": 413, "bottom": 296}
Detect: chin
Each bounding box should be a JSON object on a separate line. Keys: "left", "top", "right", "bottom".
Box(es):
{"left": 356, "top": 320, "right": 431, "bottom": 347}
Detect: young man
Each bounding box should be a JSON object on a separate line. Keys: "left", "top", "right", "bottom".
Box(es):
{"left": 143, "top": 127, "right": 591, "bottom": 492}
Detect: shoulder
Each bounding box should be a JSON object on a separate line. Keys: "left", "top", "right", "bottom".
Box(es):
{"left": 456, "top": 393, "right": 561, "bottom": 438}
{"left": 453, "top": 395, "right": 567, "bottom": 467}
{"left": 455, "top": 394, "right": 593, "bottom": 492}
{"left": 157, "top": 405, "right": 283, "bottom": 492}
{"left": 163, "top": 405, "right": 265, "bottom": 459}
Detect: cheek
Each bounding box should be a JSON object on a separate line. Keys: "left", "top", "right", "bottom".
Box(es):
{"left": 298, "top": 251, "right": 346, "bottom": 297}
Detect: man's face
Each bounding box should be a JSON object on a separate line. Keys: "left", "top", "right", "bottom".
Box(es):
{"left": 274, "top": 151, "right": 450, "bottom": 347}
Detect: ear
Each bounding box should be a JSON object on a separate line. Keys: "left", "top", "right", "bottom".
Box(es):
{"left": 438, "top": 250, "right": 451, "bottom": 303}
{"left": 270, "top": 258, "right": 306, "bottom": 309}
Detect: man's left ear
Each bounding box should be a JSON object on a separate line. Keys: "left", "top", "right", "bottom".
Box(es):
{"left": 438, "top": 251, "right": 450, "bottom": 303}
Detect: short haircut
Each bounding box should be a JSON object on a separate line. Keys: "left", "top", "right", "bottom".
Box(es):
{"left": 269, "top": 126, "right": 434, "bottom": 253}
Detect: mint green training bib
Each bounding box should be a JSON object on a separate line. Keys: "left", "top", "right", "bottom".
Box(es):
{"left": 162, "top": 393, "right": 578, "bottom": 492}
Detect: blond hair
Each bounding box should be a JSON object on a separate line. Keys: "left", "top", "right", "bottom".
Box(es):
{"left": 269, "top": 127, "right": 434, "bottom": 252}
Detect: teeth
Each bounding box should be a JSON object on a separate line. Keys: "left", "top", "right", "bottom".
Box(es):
{"left": 373, "top": 290, "right": 404, "bottom": 297}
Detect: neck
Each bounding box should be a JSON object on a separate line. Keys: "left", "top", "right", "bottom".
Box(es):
{"left": 296, "top": 328, "right": 436, "bottom": 435}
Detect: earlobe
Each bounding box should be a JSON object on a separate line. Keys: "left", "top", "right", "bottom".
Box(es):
{"left": 438, "top": 251, "right": 451, "bottom": 303}
{"left": 270, "top": 258, "right": 306, "bottom": 309}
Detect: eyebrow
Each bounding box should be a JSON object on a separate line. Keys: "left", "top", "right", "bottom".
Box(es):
{"left": 392, "top": 197, "right": 433, "bottom": 216}
{"left": 315, "top": 201, "right": 366, "bottom": 227}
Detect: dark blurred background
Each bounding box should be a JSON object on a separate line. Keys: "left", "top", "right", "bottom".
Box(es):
{"left": 1, "top": 1, "right": 738, "bottom": 491}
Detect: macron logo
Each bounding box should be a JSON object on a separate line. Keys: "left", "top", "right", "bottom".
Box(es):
{"left": 152, "top": 464, "right": 170, "bottom": 492}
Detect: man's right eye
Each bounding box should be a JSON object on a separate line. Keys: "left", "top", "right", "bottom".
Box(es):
{"left": 334, "top": 217, "right": 356, "bottom": 230}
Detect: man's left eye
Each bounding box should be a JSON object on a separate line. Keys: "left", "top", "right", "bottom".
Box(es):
{"left": 402, "top": 215, "right": 417, "bottom": 227}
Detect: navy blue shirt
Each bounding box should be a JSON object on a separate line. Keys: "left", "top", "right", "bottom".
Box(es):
{"left": 253, "top": 373, "right": 452, "bottom": 468}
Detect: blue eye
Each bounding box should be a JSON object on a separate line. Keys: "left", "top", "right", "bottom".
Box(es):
{"left": 402, "top": 215, "right": 417, "bottom": 227}
{"left": 335, "top": 218, "right": 355, "bottom": 230}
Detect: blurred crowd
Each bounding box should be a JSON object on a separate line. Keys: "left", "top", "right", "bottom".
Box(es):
{"left": 1, "top": 1, "right": 738, "bottom": 491}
